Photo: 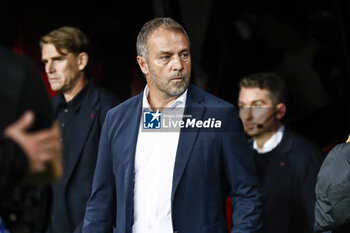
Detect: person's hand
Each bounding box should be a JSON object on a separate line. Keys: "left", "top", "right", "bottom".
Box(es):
{"left": 4, "top": 111, "right": 62, "bottom": 174}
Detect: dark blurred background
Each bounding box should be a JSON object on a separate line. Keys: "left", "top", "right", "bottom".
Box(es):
{"left": 1, "top": 0, "right": 350, "bottom": 151}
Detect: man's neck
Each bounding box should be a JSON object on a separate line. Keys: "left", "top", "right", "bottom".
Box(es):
{"left": 254, "top": 131, "right": 277, "bottom": 150}
{"left": 63, "top": 75, "right": 88, "bottom": 102}
{"left": 147, "top": 88, "right": 179, "bottom": 110}
{"left": 147, "top": 96, "right": 178, "bottom": 110}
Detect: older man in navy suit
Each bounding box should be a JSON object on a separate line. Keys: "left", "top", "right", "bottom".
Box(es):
{"left": 83, "top": 17, "right": 262, "bottom": 233}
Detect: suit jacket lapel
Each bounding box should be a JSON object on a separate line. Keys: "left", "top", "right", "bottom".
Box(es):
{"left": 262, "top": 132, "right": 292, "bottom": 200}
{"left": 171, "top": 85, "right": 205, "bottom": 200}
{"left": 123, "top": 94, "right": 143, "bottom": 228}
{"left": 63, "top": 83, "right": 99, "bottom": 185}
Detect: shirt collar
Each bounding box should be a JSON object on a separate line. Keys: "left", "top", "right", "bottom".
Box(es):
{"left": 142, "top": 85, "right": 188, "bottom": 111}
{"left": 57, "top": 81, "right": 89, "bottom": 112}
{"left": 253, "top": 125, "right": 285, "bottom": 154}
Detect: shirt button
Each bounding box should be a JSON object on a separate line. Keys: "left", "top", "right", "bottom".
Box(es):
{"left": 64, "top": 109, "right": 68, "bottom": 113}
{"left": 61, "top": 123, "right": 65, "bottom": 127}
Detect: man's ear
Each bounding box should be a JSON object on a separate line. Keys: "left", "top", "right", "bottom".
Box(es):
{"left": 137, "top": 56, "right": 149, "bottom": 76}
{"left": 78, "top": 52, "right": 89, "bottom": 71}
{"left": 275, "top": 103, "right": 286, "bottom": 120}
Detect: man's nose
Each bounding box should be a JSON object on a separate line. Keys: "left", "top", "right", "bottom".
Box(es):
{"left": 240, "top": 107, "right": 254, "bottom": 120}
{"left": 46, "top": 61, "right": 55, "bottom": 74}
{"left": 171, "top": 55, "right": 183, "bottom": 71}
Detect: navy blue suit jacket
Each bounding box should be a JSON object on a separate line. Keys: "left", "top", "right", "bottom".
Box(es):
{"left": 48, "top": 81, "right": 118, "bottom": 233}
{"left": 255, "top": 130, "right": 322, "bottom": 233}
{"left": 83, "top": 84, "right": 263, "bottom": 233}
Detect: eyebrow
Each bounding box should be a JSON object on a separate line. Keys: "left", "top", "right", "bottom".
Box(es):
{"left": 158, "top": 51, "right": 171, "bottom": 55}
{"left": 158, "top": 48, "right": 189, "bottom": 54}
{"left": 178, "top": 48, "right": 190, "bottom": 54}
{"left": 238, "top": 99, "right": 266, "bottom": 106}
{"left": 251, "top": 99, "right": 266, "bottom": 104}
{"left": 41, "top": 55, "right": 64, "bottom": 62}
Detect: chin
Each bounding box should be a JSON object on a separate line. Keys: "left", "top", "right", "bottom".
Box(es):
{"left": 167, "top": 86, "right": 187, "bottom": 97}
{"left": 246, "top": 130, "right": 260, "bottom": 137}
{"left": 49, "top": 85, "right": 62, "bottom": 92}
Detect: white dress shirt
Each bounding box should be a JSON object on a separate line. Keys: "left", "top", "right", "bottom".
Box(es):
{"left": 253, "top": 125, "right": 285, "bottom": 154}
{"left": 132, "top": 85, "right": 187, "bottom": 233}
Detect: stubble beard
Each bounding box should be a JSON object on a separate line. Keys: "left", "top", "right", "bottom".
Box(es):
{"left": 149, "top": 71, "right": 189, "bottom": 98}
{"left": 59, "top": 75, "right": 80, "bottom": 94}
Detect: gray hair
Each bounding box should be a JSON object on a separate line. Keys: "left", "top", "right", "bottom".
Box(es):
{"left": 136, "top": 17, "right": 189, "bottom": 58}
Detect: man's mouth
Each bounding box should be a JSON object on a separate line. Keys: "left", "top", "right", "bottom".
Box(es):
{"left": 245, "top": 123, "right": 256, "bottom": 130}
{"left": 49, "top": 77, "right": 59, "bottom": 81}
{"left": 171, "top": 77, "right": 183, "bottom": 81}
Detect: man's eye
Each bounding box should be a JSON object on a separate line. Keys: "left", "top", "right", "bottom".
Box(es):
{"left": 252, "top": 103, "right": 264, "bottom": 108}
{"left": 181, "top": 53, "right": 188, "bottom": 58}
{"left": 53, "top": 57, "right": 63, "bottom": 61}
{"left": 161, "top": 55, "right": 170, "bottom": 60}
